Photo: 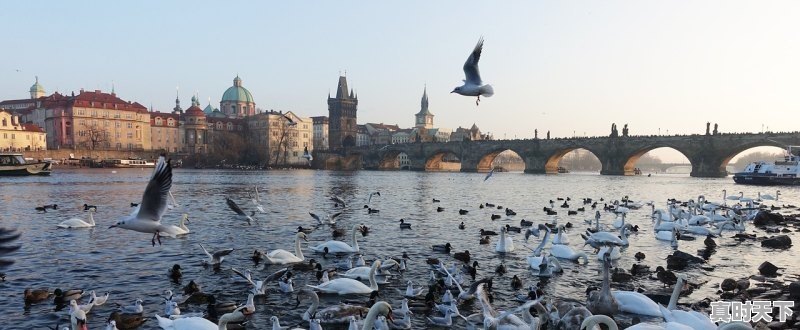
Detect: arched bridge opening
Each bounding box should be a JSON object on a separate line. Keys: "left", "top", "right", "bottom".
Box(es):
{"left": 476, "top": 149, "right": 525, "bottom": 173}
{"left": 724, "top": 145, "right": 788, "bottom": 174}
{"left": 546, "top": 148, "right": 601, "bottom": 174}
{"left": 624, "top": 147, "right": 691, "bottom": 176}
{"left": 425, "top": 150, "right": 461, "bottom": 172}
{"left": 378, "top": 151, "right": 411, "bottom": 170}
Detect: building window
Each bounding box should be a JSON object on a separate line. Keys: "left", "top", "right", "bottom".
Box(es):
{"left": 293, "top": 151, "right": 298, "bottom": 157}
{"left": 127, "top": 132, "right": 133, "bottom": 139}
{"left": 127, "top": 123, "right": 132, "bottom": 128}
{"left": 116, "top": 122, "right": 121, "bottom": 128}
{"left": 11, "top": 134, "right": 15, "bottom": 139}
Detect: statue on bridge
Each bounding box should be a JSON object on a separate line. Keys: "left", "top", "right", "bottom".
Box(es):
{"left": 622, "top": 124, "right": 629, "bottom": 137}
{"left": 713, "top": 123, "right": 718, "bottom": 135}
{"left": 610, "top": 123, "right": 619, "bottom": 138}
{"left": 534, "top": 129, "right": 538, "bottom": 139}
{"left": 547, "top": 130, "right": 550, "bottom": 139}
{"left": 706, "top": 122, "right": 711, "bottom": 135}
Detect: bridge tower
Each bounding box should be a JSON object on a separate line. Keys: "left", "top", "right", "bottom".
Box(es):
{"left": 328, "top": 76, "right": 358, "bottom": 150}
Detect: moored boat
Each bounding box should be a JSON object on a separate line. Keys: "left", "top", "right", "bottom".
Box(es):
{"left": 733, "top": 146, "right": 800, "bottom": 185}
{"left": 0, "top": 153, "right": 52, "bottom": 176}
{"left": 102, "top": 158, "right": 156, "bottom": 168}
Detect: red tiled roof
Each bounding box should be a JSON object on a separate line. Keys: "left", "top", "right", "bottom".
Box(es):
{"left": 41, "top": 90, "right": 148, "bottom": 113}
{"left": 184, "top": 105, "right": 205, "bottom": 116}
{"left": 22, "top": 123, "right": 44, "bottom": 133}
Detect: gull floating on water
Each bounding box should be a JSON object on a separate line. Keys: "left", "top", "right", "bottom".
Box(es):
{"left": 451, "top": 37, "right": 494, "bottom": 106}
{"left": 199, "top": 244, "right": 234, "bottom": 268}
{"left": 109, "top": 156, "right": 174, "bottom": 246}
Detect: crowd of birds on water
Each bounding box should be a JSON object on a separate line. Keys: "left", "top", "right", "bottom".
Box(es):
{"left": 7, "top": 152, "right": 800, "bottom": 330}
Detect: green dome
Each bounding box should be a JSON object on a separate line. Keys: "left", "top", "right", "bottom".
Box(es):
{"left": 203, "top": 103, "right": 216, "bottom": 114}
{"left": 221, "top": 76, "right": 254, "bottom": 103}
{"left": 30, "top": 78, "right": 44, "bottom": 93}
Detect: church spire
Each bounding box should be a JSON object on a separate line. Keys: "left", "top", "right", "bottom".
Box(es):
{"left": 421, "top": 84, "right": 429, "bottom": 112}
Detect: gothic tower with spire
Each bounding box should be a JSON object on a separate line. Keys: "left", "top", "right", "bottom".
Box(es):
{"left": 415, "top": 85, "right": 433, "bottom": 129}
{"left": 327, "top": 75, "right": 358, "bottom": 150}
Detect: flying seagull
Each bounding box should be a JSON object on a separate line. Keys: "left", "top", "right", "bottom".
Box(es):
{"left": 226, "top": 197, "right": 257, "bottom": 225}
{"left": 330, "top": 195, "right": 346, "bottom": 208}
{"left": 368, "top": 192, "right": 381, "bottom": 204}
{"left": 282, "top": 114, "right": 297, "bottom": 126}
{"left": 199, "top": 244, "right": 235, "bottom": 267}
{"left": 484, "top": 167, "right": 495, "bottom": 182}
{"left": 109, "top": 156, "right": 174, "bottom": 246}
{"left": 451, "top": 37, "right": 494, "bottom": 106}
{"left": 302, "top": 147, "right": 313, "bottom": 165}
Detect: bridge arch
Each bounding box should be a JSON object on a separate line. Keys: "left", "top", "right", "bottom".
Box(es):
{"left": 475, "top": 148, "right": 526, "bottom": 172}
{"left": 623, "top": 145, "right": 692, "bottom": 175}
{"left": 425, "top": 149, "right": 462, "bottom": 172}
{"left": 378, "top": 150, "right": 412, "bottom": 170}
{"left": 720, "top": 142, "right": 788, "bottom": 173}
{"left": 545, "top": 146, "right": 602, "bottom": 174}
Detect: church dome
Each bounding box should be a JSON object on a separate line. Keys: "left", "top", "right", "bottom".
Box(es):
{"left": 221, "top": 76, "right": 254, "bottom": 103}
{"left": 203, "top": 103, "right": 216, "bottom": 114}
{"left": 30, "top": 77, "right": 45, "bottom": 93}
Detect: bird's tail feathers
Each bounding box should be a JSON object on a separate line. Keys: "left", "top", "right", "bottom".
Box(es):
{"left": 481, "top": 85, "right": 494, "bottom": 97}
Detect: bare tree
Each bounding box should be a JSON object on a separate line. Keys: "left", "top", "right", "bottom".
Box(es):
{"left": 270, "top": 120, "right": 294, "bottom": 167}
{"left": 80, "top": 122, "right": 109, "bottom": 150}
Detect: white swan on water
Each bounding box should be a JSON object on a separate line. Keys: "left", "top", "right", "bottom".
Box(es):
{"left": 659, "top": 274, "right": 717, "bottom": 330}
{"left": 579, "top": 314, "right": 694, "bottom": 329}
{"left": 550, "top": 244, "right": 589, "bottom": 263}
{"left": 552, "top": 225, "right": 570, "bottom": 245}
{"left": 155, "top": 308, "right": 245, "bottom": 330}
{"left": 307, "top": 260, "right": 381, "bottom": 295}
{"left": 496, "top": 226, "right": 515, "bottom": 253}
{"left": 264, "top": 232, "right": 307, "bottom": 264}
{"left": 311, "top": 224, "right": 362, "bottom": 254}
{"left": 160, "top": 214, "right": 190, "bottom": 237}
{"left": 58, "top": 210, "right": 96, "bottom": 229}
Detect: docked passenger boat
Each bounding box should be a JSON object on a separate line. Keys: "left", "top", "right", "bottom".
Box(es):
{"left": 733, "top": 146, "right": 800, "bottom": 185}
{"left": 103, "top": 158, "right": 156, "bottom": 168}
{"left": 0, "top": 153, "right": 53, "bottom": 176}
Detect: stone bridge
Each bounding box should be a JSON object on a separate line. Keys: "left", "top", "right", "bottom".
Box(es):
{"left": 318, "top": 132, "right": 800, "bottom": 177}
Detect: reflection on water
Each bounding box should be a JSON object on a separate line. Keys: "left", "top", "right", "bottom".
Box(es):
{"left": 0, "top": 168, "right": 796, "bottom": 329}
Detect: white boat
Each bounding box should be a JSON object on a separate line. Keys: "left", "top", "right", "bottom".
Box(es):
{"left": 733, "top": 146, "right": 800, "bottom": 186}
{"left": 0, "top": 153, "right": 52, "bottom": 176}
{"left": 103, "top": 158, "right": 156, "bottom": 168}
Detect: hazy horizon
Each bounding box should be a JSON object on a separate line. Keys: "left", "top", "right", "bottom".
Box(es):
{"left": 3, "top": 1, "right": 798, "bottom": 162}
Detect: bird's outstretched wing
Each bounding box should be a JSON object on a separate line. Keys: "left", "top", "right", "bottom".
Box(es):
{"left": 309, "top": 212, "right": 321, "bottom": 223}
{"left": 199, "top": 244, "right": 213, "bottom": 259}
{"left": 282, "top": 114, "right": 297, "bottom": 126}
{"left": 226, "top": 198, "right": 246, "bottom": 216}
{"left": 0, "top": 228, "right": 20, "bottom": 268}
{"left": 463, "top": 37, "right": 484, "bottom": 85}
{"left": 329, "top": 212, "right": 343, "bottom": 221}
{"left": 137, "top": 156, "right": 172, "bottom": 221}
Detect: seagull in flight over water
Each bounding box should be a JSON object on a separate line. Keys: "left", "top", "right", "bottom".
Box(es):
{"left": 484, "top": 167, "right": 495, "bottom": 182}
{"left": 226, "top": 197, "right": 257, "bottom": 225}
{"left": 109, "top": 156, "right": 174, "bottom": 246}
{"left": 451, "top": 37, "right": 494, "bottom": 106}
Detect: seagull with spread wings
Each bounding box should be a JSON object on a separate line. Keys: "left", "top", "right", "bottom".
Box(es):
{"left": 226, "top": 197, "right": 257, "bottom": 225}
{"left": 109, "top": 156, "right": 175, "bottom": 246}
{"left": 451, "top": 37, "right": 494, "bottom": 106}
{"left": 282, "top": 114, "right": 297, "bottom": 126}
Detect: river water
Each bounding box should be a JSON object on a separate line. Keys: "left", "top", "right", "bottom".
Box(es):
{"left": 0, "top": 168, "right": 797, "bottom": 329}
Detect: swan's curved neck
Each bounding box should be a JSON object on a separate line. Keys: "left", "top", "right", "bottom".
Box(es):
{"left": 304, "top": 291, "right": 319, "bottom": 320}
{"left": 667, "top": 276, "right": 685, "bottom": 310}
{"left": 600, "top": 256, "right": 611, "bottom": 296}
{"left": 368, "top": 263, "right": 379, "bottom": 290}
{"left": 179, "top": 216, "right": 188, "bottom": 230}
{"left": 361, "top": 304, "right": 385, "bottom": 330}
{"left": 295, "top": 235, "right": 304, "bottom": 261}
{"left": 88, "top": 212, "right": 95, "bottom": 226}
{"left": 534, "top": 229, "right": 550, "bottom": 255}
{"left": 583, "top": 315, "right": 619, "bottom": 330}
{"left": 351, "top": 227, "right": 359, "bottom": 251}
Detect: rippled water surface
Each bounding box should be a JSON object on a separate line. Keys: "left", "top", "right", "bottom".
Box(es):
{"left": 1, "top": 168, "right": 798, "bottom": 329}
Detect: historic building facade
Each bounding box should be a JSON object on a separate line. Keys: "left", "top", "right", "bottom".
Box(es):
{"left": 311, "top": 116, "right": 329, "bottom": 151}
{"left": 248, "top": 110, "right": 312, "bottom": 165}
{"left": 150, "top": 111, "right": 183, "bottom": 153}
{"left": 327, "top": 76, "right": 358, "bottom": 150}
{"left": 0, "top": 110, "right": 46, "bottom": 151}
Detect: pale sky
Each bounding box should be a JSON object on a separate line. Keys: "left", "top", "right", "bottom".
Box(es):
{"left": 2, "top": 1, "right": 799, "bottom": 162}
